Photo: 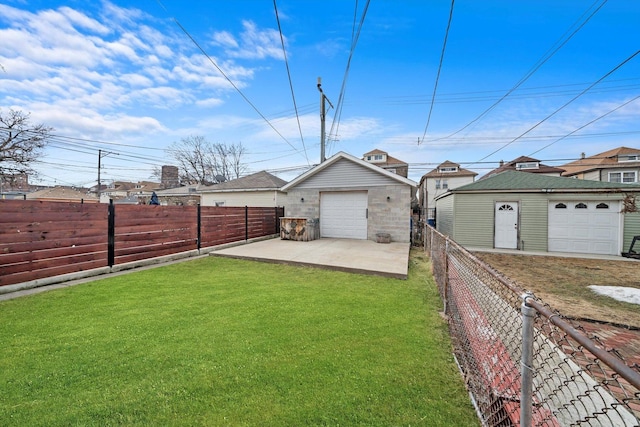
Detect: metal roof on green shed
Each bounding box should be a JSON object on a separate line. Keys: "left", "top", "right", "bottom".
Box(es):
{"left": 451, "top": 170, "right": 640, "bottom": 192}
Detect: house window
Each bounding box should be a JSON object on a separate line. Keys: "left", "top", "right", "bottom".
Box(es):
{"left": 366, "top": 156, "right": 372, "bottom": 161}
{"left": 498, "top": 204, "right": 514, "bottom": 211}
{"left": 439, "top": 167, "right": 458, "bottom": 173}
{"left": 442, "top": 180, "right": 448, "bottom": 189}
{"left": 618, "top": 154, "right": 639, "bottom": 162}
{"left": 555, "top": 203, "right": 567, "bottom": 209}
{"left": 435, "top": 179, "right": 441, "bottom": 189}
{"left": 596, "top": 203, "right": 609, "bottom": 209}
{"left": 575, "top": 203, "right": 587, "bottom": 209}
{"left": 516, "top": 162, "right": 539, "bottom": 170}
{"left": 374, "top": 154, "right": 384, "bottom": 160}
{"left": 609, "top": 171, "right": 637, "bottom": 183}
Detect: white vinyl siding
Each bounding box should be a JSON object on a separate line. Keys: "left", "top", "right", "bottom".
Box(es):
{"left": 295, "top": 158, "right": 397, "bottom": 189}
{"left": 201, "top": 190, "right": 283, "bottom": 207}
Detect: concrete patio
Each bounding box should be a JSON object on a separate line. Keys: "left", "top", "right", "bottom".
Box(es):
{"left": 210, "top": 237, "right": 411, "bottom": 279}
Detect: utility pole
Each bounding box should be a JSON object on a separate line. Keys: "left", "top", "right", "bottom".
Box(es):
{"left": 97, "top": 149, "right": 117, "bottom": 202}
{"left": 317, "top": 77, "right": 333, "bottom": 163}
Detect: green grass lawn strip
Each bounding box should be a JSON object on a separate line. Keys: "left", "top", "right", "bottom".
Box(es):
{"left": 0, "top": 252, "right": 478, "bottom": 426}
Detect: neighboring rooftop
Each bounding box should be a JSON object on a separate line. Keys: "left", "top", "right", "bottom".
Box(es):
{"left": 200, "top": 171, "right": 287, "bottom": 192}
{"left": 449, "top": 170, "right": 640, "bottom": 193}
{"left": 423, "top": 161, "right": 478, "bottom": 179}
{"left": 481, "top": 156, "right": 565, "bottom": 180}
{"left": 25, "top": 186, "right": 98, "bottom": 202}
{"left": 561, "top": 146, "right": 640, "bottom": 176}
{"left": 362, "top": 149, "right": 408, "bottom": 168}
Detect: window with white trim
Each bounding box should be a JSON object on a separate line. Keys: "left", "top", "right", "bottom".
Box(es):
{"left": 439, "top": 166, "right": 458, "bottom": 173}
{"left": 435, "top": 179, "right": 441, "bottom": 189}
{"left": 609, "top": 171, "right": 637, "bottom": 183}
{"left": 618, "top": 154, "right": 639, "bottom": 162}
{"left": 515, "top": 162, "right": 539, "bottom": 170}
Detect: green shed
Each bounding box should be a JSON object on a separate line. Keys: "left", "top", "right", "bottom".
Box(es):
{"left": 434, "top": 170, "right": 640, "bottom": 256}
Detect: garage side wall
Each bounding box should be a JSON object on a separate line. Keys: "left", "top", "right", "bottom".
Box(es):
{"left": 450, "top": 193, "right": 494, "bottom": 247}
{"left": 435, "top": 194, "right": 454, "bottom": 237}
{"left": 623, "top": 212, "right": 640, "bottom": 252}
{"left": 367, "top": 184, "right": 412, "bottom": 243}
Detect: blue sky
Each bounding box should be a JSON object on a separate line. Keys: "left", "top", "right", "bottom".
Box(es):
{"left": 0, "top": 0, "right": 638, "bottom": 186}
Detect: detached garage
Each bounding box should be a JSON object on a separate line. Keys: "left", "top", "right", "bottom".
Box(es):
{"left": 282, "top": 152, "right": 416, "bottom": 243}
{"left": 435, "top": 170, "right": 640, "bottom": 257}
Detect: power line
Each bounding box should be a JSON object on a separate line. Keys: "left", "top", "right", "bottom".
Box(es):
{"left": 529, "top": 94, "right": 640, "bottom": 156}
{"left": 155, "top": 1, "right": 305, "bottom": 160}
{"left": 327, "top": 0, "right": 370, "bottom": 156}
{"left": 419, "top": 0, "right": 455, "bottom": 144}
{"left": 273, "top": 0, "right": 309, "bottom": 166}
{"left": 431, "top": 0, "right": 609, "bottom": 143}
{"left": 470, "top": 49, "right": 640, "bottom": 166}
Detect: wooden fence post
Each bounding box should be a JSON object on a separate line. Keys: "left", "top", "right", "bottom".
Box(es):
{"left": 107, "top": 200, "right": 115, "bottom": 267}
{"left": 197, "top": 204, "right": 201, "bottom": 251}
{"left": 245, "top": 206, "right": 249, "bottom": 241}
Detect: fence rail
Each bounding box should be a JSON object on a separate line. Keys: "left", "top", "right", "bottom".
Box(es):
{"left": 0, "top": 200, "right": 284, "bottom": 287}
{"left": 424, "top": 225, "right": 640, "bottom": 426}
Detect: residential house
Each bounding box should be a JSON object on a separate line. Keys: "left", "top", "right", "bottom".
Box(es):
{"left": 200, "top": 171, "right": 287, "bottom": 207}
{"left": 481, "top": 156, "right": 565, "bottom": 180}
{"left": 282, "top": 151, "right": 416, "bottom": 243}
{"left": 362, "top": 149, "right": 409, "bottom": 178}
{"left": 25, "top": 186, "right": 98, "bottom": 203}
{"left": 418, "top": 160, "right": 477, "bottom": 221}
{"left": 560, "top": 146, "right": 640, "bottom": 183}
{"left": 435, "top": 170, "right": 640, "bottom": 257}
{"left": 148, "top": 184, "right": 205, "bottom": 206}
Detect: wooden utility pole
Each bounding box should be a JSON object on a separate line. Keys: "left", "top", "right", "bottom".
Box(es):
{"left": 317, "top": 77, "right": 333, "bottom": 163}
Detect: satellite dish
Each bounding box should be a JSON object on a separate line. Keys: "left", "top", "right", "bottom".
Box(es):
{"left": 215, "top": 175, "right": 227, "bottom": 183}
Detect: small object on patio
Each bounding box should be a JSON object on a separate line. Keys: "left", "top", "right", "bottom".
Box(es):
{"left": 376, "top": 232, "right": 391, "bottom": 244}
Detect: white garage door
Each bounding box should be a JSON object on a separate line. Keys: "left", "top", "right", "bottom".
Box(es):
{"left": 320, "top": 191, "right": 368, "bottom": 239}
{"left": 548, "top": 201, "right": 621, "bottom": 255}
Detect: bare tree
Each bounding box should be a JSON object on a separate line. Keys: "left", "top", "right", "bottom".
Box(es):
{"left": 166, "top": 136, "right": 247, "bottom": 185}
{"left": 0, "top": 109, "right": 52, "bottom": 176}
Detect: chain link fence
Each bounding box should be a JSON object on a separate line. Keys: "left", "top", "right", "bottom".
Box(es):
{"left": 424, "top": 225, "right": 640, "bottom": 426}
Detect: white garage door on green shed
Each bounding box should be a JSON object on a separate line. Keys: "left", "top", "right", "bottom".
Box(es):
{"left": 320, "top": 191, "right": 368, "bottom": 239}
{"left": 548, "top": 201, "right": 621, "bottom": 255}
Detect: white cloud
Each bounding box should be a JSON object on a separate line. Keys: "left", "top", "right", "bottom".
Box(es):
{"left": 212, "top": 31, "right": 239, "bottom": 49}
{"left": 212, "top": 20, "right": 284, "bottom": 60}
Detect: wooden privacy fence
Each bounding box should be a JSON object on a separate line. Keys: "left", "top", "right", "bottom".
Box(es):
{"left": 0, "top": 200, "right": 284, "bottom": 287}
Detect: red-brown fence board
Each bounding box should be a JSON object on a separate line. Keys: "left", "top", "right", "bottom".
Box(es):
{"left": 0, "top": 201, "right": 283, "bottom": 288}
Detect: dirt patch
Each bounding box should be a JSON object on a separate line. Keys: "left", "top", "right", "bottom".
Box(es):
{"left": 472, "top": 252, "right": 640, "bottom": 329}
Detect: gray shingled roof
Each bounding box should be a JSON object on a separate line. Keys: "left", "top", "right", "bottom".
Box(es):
{"left": 452, "top": 170, "right": 640, "bottom": 192}
{"left": 200, "top": 171, "right": 287, "bottom": 192}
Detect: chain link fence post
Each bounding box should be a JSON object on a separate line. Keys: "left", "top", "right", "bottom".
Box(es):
{"left": 520, "top": 292, "right": 535, "bottom": 427}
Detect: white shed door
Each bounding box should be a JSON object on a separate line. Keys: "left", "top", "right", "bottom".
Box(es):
{"left": 548, "top": 201, "right": 620, "bottom": 255}
{"left": 320, "top": 191, "right": 368, "bottom": 239}
{"left": 494, "top": 202, "right": 519, "bottom": 249}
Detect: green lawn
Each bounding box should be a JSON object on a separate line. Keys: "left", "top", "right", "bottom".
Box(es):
{"left": 0, "top": 251, "right": 478, "bottom": 426}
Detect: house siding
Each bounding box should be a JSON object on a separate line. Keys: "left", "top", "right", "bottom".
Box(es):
{"left": 451, "top": 193, "right": 494, "bottom": 247}
{"left": 201, "top": 191, "right": 283, "bottom": 207}
{"left": 623, "top": 212, "right": 640, "bottom": 252}
{"left": 518, "top": 194, "right": 549, "bottom": 251}
{"left": 434, "top": 194, "right": 454, "bottom": 237}
{"left": 295, "top": 158, "right": 398, "bottom": 189}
